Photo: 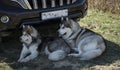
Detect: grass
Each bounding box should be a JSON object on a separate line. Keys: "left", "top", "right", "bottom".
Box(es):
{"left": 79, "top": 9, "right": 120, "bottom": 70}
{"left": 88, "top": 0, "right": 120, "bottom": 14}
{"left": 0, "top": 9, "right": 120, "bottom": 70}
{"left": 80, "top": 9, "right": 120, "bottom": 44}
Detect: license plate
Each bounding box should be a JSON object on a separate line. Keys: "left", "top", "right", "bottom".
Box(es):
{"left": 41, "top": 9, "right": 68, "bottom": 20}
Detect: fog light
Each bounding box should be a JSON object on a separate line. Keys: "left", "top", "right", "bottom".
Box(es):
{"left": 1, "top": 16, "right": 9, "bottom": 23}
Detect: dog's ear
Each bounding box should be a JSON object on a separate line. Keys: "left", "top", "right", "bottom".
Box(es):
{"left": 69, "top": 19, "right": 80, "bottom": 31}
{"left": 22, "top": 25, "right": 28, "bottom": 31}
{"left": 26, "top": 25, "right": 33, "bottom": 32}
{"left": 61, "top": 17, "right": 64, "bottom": 22}
{"left": 64, "top": 17, "right": 72, "bottom": 27}
{"left": 22, "top": 25, "right": 25, "bottom": 29}
{"left": 27, "top": 25, "right": 31, "bottom": 29}
{"left": 59, "top": 23, "right": 62, "bottom": 27}
{"left": 65, "top": 17, "right": 69, "bottom": 22}
{"left": 61, "top": 17, "right": 68, "bottom": 23}
{"left": 61, "top": 17, "right": 65, "bottom": 23}
{"left": 60, "top": 17, "right": 66, "bottom": 27}
{"left": 29, "top": 25, "right": 38, "bottom": 37}
{"left": 23, "top": 25, "right": 28, "bottom": 30}
{"left": 29, "top": 26, "right": 37, "bottom": 33}
{"left": 60, "top": 17, "right": 71, "bottom": 27}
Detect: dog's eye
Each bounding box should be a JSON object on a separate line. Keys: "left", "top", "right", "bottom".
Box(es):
{"left": 23, "top": 34, "right": 29, "bottom": 37}
{"left": 25, "top": 39, "right": 29, "bottom": 41}
{"left": 23, "top": 34, "right": 26, "bottom": 36}
{"left": 26, "top": 34, "right": 29, "bottom": 37}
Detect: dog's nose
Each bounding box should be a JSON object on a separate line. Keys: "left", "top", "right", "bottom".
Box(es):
{"left": 57, "top": 30, "right": 60, "bottom": 33}
{"left": 56, "top": 31, "right": 59, "bottom": 35}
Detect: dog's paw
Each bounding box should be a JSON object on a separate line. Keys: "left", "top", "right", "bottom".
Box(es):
{"left": 68, "top": 53, "right": 80, "bottom": 57}
{"left": 18, "top": 58, "right": 22, "bottom": 62}
{"left": 18, "top": 59, "right": 23, "bottom": 63}
{"left": 80, "top": 57, "right": 90, "bottom": 60}
{"left": 18, "top": 58, "right": 29, "bottom": 63}
{"left": 21, "top": 59, "right": 29, "bottom": 62}
{"left": 68, "top": 54, "right": 73, "bottom": 56}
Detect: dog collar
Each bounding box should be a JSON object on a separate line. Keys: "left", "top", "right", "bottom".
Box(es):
{"left": 68, "top": 29, "right": 83, "bottom": 40}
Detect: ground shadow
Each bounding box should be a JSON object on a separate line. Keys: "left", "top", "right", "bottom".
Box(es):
{"left": 0, "top": 29, "right": 120, "bottom": 70}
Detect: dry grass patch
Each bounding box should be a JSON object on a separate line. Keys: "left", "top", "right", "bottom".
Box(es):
{"left": 88, "top": 0, "right": 120, "bottom": 14}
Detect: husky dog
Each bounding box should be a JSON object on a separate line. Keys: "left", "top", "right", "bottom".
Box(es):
{"left": 45, "top": 38, "right": 70, "bottom": 61}
{"left": 18, "top": 25, "right": 41, "bottom": 62}
{"left": 58, "top": 18, "right": 106, "bottom": 60}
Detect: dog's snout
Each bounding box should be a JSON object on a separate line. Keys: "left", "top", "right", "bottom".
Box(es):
{"left": 57, "top": 30, "right": 61, "bottom": 34}
{"left": 57, "top": 29, "right": 61, "bottom": 33}
{"left": 57, "top": 30, "right": 59, "bottom": 33}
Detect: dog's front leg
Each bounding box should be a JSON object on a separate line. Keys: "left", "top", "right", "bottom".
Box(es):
{"left": 20, "top": 51, "right": 39, "bottom": 62}
{"left": 20, "top": 45, "right": 39, "bottom": 62}
{"left": 18, "top": 44, "right": 30, "bottom": 62}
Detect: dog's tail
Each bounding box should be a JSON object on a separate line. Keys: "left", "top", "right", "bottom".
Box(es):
{"left": 48, "top": 50, "right": 66, "bottom": 61}
{"left": 45, "top": 45, "right": 67, "bottom": 61}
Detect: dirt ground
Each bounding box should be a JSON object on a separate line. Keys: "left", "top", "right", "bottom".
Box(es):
{"left": 0, "top": 27, "right": 120, "bottom": 70}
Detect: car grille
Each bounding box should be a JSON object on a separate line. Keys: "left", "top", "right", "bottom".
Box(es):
{"left": 11, "top": 0, "right": 77, "bottom": 10}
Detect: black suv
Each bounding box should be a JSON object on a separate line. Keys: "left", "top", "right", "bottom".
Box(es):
{"left": 0, "top": 0, "right": 87, "bottom": 31}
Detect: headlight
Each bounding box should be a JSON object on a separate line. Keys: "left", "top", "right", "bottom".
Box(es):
{"left": 1, "top": 15, "right": 10, "bottom": 24}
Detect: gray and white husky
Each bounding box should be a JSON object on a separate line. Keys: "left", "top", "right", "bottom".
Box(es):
{"left": 18, "top": 25, "right": 41, "bottom": 62}
{"left": 58, "top": 18, "right": 106, "bottom": 60}
{"left": 45, "top": 38, "right": 71, "bottom": 61}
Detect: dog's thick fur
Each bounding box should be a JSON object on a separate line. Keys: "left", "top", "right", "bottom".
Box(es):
{"left": 58, "top": 18, "right": 106, "bottom": 60}
{"left": 45, "top": 38, "right": 70, "bottom": 61}
{"left": 18, "top": 25, "right": 41, "bottom": 62}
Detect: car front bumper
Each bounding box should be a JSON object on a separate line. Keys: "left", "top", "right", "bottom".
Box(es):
{"left": 0, "top": 0, "right": 87, "bottom": 31}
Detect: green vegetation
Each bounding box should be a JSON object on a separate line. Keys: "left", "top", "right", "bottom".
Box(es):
{"left": 80, "top": 9, "right": 120, "bottom": 45}
{"left": 79, "top": 9, "right": 120, "bottom": 70}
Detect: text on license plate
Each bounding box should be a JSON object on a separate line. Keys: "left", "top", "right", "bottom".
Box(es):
{"left": 41, "top": 9, "right": 68, "bottom": 20}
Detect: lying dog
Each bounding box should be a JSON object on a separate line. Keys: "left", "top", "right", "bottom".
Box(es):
{"left": 45, "top": 38, "right": 71, "bottom": 61}
{"left": 18, "top": 25, "right": 41, "bottom": 62}
{"left": 58, "top": 18, "right": 106, "bottom": 60}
